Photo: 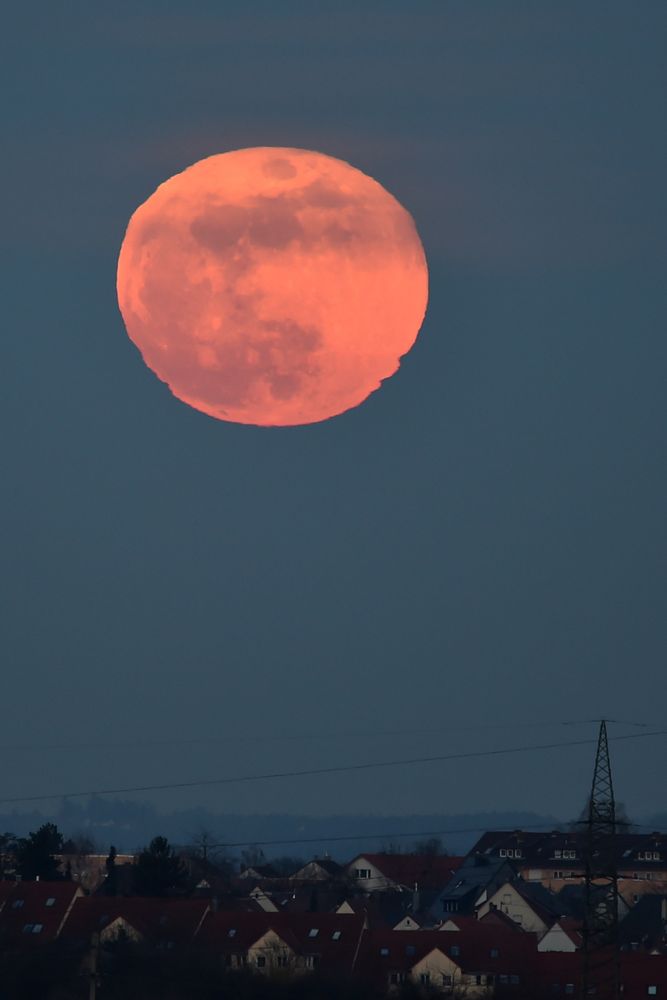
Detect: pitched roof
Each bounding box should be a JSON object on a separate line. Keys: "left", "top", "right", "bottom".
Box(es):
{"left": 356, "top": 923, "right": 537, "bottom": 988}
{"left": 237, "top": 864, "right": 278, "bottom": 879}
{"left": 510, "top": 879, "right": 563, "bottom": 922}
{"left": 195, "top": 910, "right": 365, "bottom": 972}
{"left": 291, "top": 858, "right": 343, "bottom": 879}
{"left": 437, "top": 855, "right": 514, "bottom": 901}
{"left": 0, "top": 881, "right": 81, "bottom": 946}
{"left": 470, "top": 830, "right": 667, "bottom": 871}
{"left": 0, "top": 881, "right": 15, "bottom": 909}
{"left": 338, "top": 891, "right": 420, "bottom": 929}
{"left": 60, "top": 897, "right": 210, "bottom": 947}
{"left": 620, "top": 893, "right": 667, "bottom": 951}
{"left": 348, "top": 853, "right": 464, "bottom": 890}
{"left": 272, "top": 886, "right": 350, "bottom": 914}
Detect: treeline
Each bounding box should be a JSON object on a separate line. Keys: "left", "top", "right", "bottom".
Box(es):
{"left": 0, "top": 803, "right": 567, "bottom": 856}
{"left": 1, "top": 824, "right": 199, "bottom": 896}
{"left": 0, "top": 822, "right": 452, "bottom": 891}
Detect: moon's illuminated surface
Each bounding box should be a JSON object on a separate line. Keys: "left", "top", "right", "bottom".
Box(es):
{"left": 117, "top": 147, "right": 428, "bottom": 426}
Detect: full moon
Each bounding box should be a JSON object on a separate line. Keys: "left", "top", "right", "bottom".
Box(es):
{"left": 117, "top": 147, "right": 428, "bottom": 426}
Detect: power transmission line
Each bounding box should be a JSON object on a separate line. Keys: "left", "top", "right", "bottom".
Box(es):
{"left": 185, "top": 819, "right": 664, "bottom": 853}
{"left": 0, "top": 717, "right": 653, "bottom": 754}
{"left": 1, "top": 727, "right": 665, "bottom": 806}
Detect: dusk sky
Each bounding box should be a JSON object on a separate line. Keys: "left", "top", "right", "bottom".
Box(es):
{"left": 3, "top": 2, "right": 666, "bottom": 826}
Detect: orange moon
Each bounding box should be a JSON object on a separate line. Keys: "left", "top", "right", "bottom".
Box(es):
{"left": 116, "top": 148, "right": 428, "bottom": 426}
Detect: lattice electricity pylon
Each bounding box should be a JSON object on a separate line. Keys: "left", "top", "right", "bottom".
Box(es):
{"left": 581, "top": 720, "right": 620, "bottom": 1000}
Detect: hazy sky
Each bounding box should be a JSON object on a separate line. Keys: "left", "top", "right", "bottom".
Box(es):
{"left": 3, "top": 1, "right": 666, "bottom": 824}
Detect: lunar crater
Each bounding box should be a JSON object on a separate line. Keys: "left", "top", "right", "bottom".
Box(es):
{"left": 117, "top": 147, "right": 428, "bottom": 425}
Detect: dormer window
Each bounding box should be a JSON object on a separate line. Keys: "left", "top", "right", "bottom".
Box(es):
{"left": 228, "top": 929, "right": 237, "bottom": 938}
{"left": 308, "top": 928, "right": 319, "bottom": 938}
{"left": 332, "top": 931, "right": 341, "bottom": 941}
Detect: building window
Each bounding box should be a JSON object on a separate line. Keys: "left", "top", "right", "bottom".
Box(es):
{"left": 450, "top": 945, "right": 460, "bottom": 957}
{"left": 256, "top": 956, "right": 266, "bottom": 968}
{"left": 305, "top": 955, "right": 319, "bottom": 969}
{"left": 647, "top": 988, "right": 657, "bottom": 997}
{"left": 515, "top": 849, "right": 522, "bottom": 858}
{"left": 490, "top": 948, "right": 499, "bottom": 958}
{"left": 565, "top": 985, "right": 574, "bottom": 995}
{"left": 277, "top": 956, "right": 289, "bottom": 968}
{"left": 22, "top": 924, "right": 34, "bottom": 933}
{"left": 511, "top": 975, "right": 520, "bottom": 984}
{"left": 443, "top": 975, "right": 453, "bottom": 987}
{"left": 554, "top": 850, "right": 562, "bottom": 859}
{"left": 390, "top": 973, "right": 404, "bottom": 986}
{"left": 45, "top": 897, "right": 56, "bottom": 907}
{"left": 380, "top": 947, "right": 389, "bottom": 956}
{"left": 499, "top": 975, "right": 508, "bottom": 985}
{"left": 308, "top": 928, "right": 319, "bottom": 938}
{"left": 476, "top": 975, "right": 482, "bottom": 986}
{"left": 420, "top": 973, "right": 430, "bottom": 985}
{"left": 228, "top": 929, "right": 237, "bottom": 938}
{"left": 332, "top": 931, "right": 341, "bottom": 941}
{"left": 406, "top": 945, "right": 416, "bottom": 957}
{"left": 500, "top": 849, "right": 507, "bottom": 857}
{"left": 355, "top": 868, "right": 371, "bottom": 879}
{"left": 32, "top": 924, "right": 43, "bottom": 934}
{"left": 12, "top": 900, "right": 24, "bottom": 909}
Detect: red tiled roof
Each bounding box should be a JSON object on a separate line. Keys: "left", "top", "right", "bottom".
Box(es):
{"left": 60, "top": 897, "right": 209, "bottom": 947}
{"left": 0, "top": 881, "right": 81, "bottom": 946}
{"left": 356, "top": 924, "right": 537, "bottom": 989}
{"left": 557, "top": 916, "right": 583, "bottom": 946}
{"left": 0, "top": 881, "right": 15, "bottom": 908}
{"left": 348, "top": 853, "right": 464, "bottom": 890}
{"left": 478, "top": 908, "right": 526, "bottom": 932}
{"left": 195, "top": 910, "right": 365, "bottom": 972}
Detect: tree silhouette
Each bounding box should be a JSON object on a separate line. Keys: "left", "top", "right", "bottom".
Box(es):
{"left": 104, "top": 844, "right": 118, "bottom": 896}
{"left": 16, "top": 823, "right": 63, "bottom": 881}
{"left": 134, "top": 836, "right": 187, "bottom": 897}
